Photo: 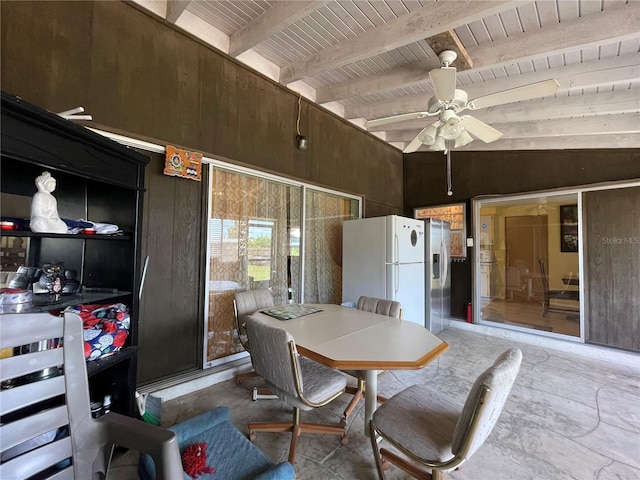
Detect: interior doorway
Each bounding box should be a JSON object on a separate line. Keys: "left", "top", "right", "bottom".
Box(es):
{"left": 475, "top": 194, "right": 581, "bottom": 339}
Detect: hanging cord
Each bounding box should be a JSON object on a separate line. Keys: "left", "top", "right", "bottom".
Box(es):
{"left": 296, "top": 93, "right": 302, "bottom": 136}
{"left": 446, "top": 144, "right": 453, "bottom": 196}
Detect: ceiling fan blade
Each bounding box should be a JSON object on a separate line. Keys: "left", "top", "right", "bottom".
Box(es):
{"left": 366, "top": 111, "right": 430, "bottom": 128}
{"left": 468, "top": 79, "right": 560, "bottom": 110}
{"left": 403, "top": 129, "right": 427, "bottom": 153}
{"left": 429, "top": 67, "right": 457, "bottom": 102}
{"left": 460, "top": 115, "right": 503, "bottom": 143}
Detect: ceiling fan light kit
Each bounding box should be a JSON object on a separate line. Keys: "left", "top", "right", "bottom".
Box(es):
{"left": 372, "top": 49, "right": 559, "bottom": 154}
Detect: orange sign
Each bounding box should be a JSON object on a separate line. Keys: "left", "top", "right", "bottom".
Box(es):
{"left": 164, "top": 145, "right": 202, "bottom": 181}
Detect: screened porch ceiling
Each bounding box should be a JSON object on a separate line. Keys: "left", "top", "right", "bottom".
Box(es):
{"left": 133, "top": 0, "right": 640, "bottom": 152}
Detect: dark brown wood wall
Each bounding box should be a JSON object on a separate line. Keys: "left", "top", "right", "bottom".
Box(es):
{"left": 1, "top": 1, "right": 403, "bottom": 383}
{"left": 0, "top": 1, "right": 402, "bottom": 214}
{"left": 584, "top": 187, "right": 640, "bottom": 352}
{"left": 405, "top": 150, "right": 640, "bottom": 321}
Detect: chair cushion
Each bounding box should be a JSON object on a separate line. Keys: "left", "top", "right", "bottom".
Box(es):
{"left": 373, "top": 384, "right": 462, "bottom": 463}
{"left": 139, "top": 406, "right": 294, "bottom": 480}
{"left": 266, "top": 356, "right": 347, "bottom": 410}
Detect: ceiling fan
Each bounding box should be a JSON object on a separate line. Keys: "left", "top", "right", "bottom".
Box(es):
{"left": 365, "top": 50, "right": 560, "bottom": 153}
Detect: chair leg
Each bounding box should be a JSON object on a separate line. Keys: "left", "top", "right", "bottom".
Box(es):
{"left": 249, "top": 407, "right": 347, "bottom": 464}
{"left": 380, "top": 448, "right": 433, "bottom": 480}
{"left": 236, "top": 370, "right": 259, "bottom": 384}
{"left": 252, "top": 387, "right": 279, "bottom": 401}
{"left": 370, "top": 420, "right": 388, "bottom": 480}
{"left": 342, "top": 379, "right": 365, "bottom": 426}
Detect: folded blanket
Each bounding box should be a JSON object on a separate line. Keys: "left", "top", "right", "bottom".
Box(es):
{"left": 65, "top": 303, "right": 130, "bottom": 360}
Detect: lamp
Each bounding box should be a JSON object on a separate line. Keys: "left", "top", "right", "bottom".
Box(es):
{"left": 439, "top": 110, "right": 463, "bottom": 140}
{"left": 430, "top": 135, "right": 446, "bottom": 152}
{"left": 417, "top": 124, "right": 438, "bottom": 145}
{"left": 454, "top": 129, "right": 474, "bottom": 148}
{"left": 295, "top": 93, "right": 308, "bottom": 150}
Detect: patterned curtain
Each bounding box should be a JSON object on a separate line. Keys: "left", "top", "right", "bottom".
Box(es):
{"left": 206, "top": 169, "right": 300, "bottom": 362}
{"left": 303, "top": 190, "right": 358, "bottom": 304}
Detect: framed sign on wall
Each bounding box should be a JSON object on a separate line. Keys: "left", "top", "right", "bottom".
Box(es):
{"left": 414, "top": 203, "right": 466, "bottom": 259}
{"left": 560, "top": 204, "right": 578, "bottom": 252}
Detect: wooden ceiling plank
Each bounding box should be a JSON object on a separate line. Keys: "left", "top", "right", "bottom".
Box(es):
{"left": 279, "top": 1, "right": 520, "bottom": 84}
{"left": 346, "top": 54, "right": 640, "bottom": 119}
{"left": 469, "top": 3, "right": 640, "bottom": 69}
{"left": 322, "top": 7, "right": 639, "bottom": 104}
{"left": 229, "top": 1, "right": 325, "bottom": 57}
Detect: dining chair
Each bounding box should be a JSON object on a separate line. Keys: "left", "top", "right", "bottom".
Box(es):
{"left": 233, "top": 289, "right": 278, "bottom": 400}
{"left": 341, "top": 296, "right": 402, "bottom": 426}
{"left": 245, "top": 315, "right": 348, "bottom": 463}
{"left": 369, "top": 348, "right": 522, "bottom": 480}
{"left": 0, "top": 311, "right": 183, "bottom": 479}
{"left": 538, "top": 260, "right": 579, "bottom": 316}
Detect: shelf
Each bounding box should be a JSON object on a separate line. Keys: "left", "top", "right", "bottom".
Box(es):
{"left": 86, "top": 346, "right": 138, "bottom": 376}
{"left": 1, "top": 290, "right": 132, "bottom": 314}
{"left": 1, "top": 231, "right": 131, "bottom": 241}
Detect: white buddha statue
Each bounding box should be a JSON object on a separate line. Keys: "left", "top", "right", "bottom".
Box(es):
{"left": 30, "top": 171, "right": 67, "bottom": 234}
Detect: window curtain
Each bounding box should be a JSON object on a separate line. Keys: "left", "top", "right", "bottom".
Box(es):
{"left": 303, "top": 190, "right": 358, "bottom": 304}
{"left": 206, "top": 169, "right": 299, "bottom": 362}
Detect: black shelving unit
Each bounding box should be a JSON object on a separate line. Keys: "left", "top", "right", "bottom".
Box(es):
{"left": 1, "top": 91, "right": 149, "bottom": 417}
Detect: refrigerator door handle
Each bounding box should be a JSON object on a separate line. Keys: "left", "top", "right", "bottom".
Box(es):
{"left": 395, "top": 263, "right": 399, "bottom": 294}
{"left": 394, "top": 234, "right": 399, "bottom": 265}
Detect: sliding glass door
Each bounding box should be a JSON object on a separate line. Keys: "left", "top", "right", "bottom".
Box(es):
{"left": 204, "top": 166, "right": 359, "bottom": 366}
{"left": 474, "top": 193, "right": 581, "bottom": 339}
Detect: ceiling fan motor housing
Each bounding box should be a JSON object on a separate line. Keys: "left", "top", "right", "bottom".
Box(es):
{"left": 427, "top": 89, "right": 468, "bottom": 114}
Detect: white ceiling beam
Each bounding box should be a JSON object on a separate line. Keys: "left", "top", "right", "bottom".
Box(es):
{"left": 346, "top": 54, "right": 640, "bottom": 120}
{"left": 385, "top": 113, "right": 640, "bottom": 145}
{"left": 279, "top": 1, "right": 520, "bottom": 84}
{"left": 368, "top": 90, "right": 640, "bottom": 132}
{"left": 166, "top": 0, "right": 191, "bottom": 24}
{"left": 439, "top": 134, "right": 640, "bottom": 151}
{"left": 467, "top": 3, "right": 640, "bottom": 70}
{"left": 316, "top": 63, "right": 435, "bottom": 104}
{"left": 229, "top": 1, "right": 324, "bottom": 57}
{"left": 319, "top": 5, "right": 640, "bottom": 104}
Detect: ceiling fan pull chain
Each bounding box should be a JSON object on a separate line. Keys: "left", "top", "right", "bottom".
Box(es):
{"left": 446, "top": 146, "right": 453, "bottom": 196}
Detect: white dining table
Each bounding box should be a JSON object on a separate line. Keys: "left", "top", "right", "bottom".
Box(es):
{"left": 248, "top": 303, "right": 449, "bottom": 434}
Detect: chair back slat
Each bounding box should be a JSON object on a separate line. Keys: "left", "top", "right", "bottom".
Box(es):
{"left": 1, "top": 375, "right": 65, "bottom": 416}
{"left": 451, "top": 348, "right": 522, "bottom": 459}
{"left": 1, "top": 405, "right": 68, "bottom": 453}
{"left": 0, "top": 436, "right": 73, "bottom": 480}
{"left": 1, "top": 348, "right": 63, "bottom": 382}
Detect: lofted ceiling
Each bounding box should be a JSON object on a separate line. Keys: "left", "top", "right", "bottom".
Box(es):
{"left": 133, "top": 0, "right": 640, "bottom": 152}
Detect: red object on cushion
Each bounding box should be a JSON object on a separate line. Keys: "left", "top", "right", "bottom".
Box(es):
{"left": 182, "top": 443, "right": 215, "bottom": 478}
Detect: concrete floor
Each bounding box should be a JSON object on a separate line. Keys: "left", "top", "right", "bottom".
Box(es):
{"left": 111, "top": 325, "right": 640, "bottom": 479}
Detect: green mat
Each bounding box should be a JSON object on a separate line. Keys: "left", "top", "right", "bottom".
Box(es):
{"left": 261, "top": 304, "right": 323, "bottom": 320}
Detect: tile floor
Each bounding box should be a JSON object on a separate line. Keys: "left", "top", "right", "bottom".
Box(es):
{"left": 111, "top": 326, "right": 640, "bottom": 479}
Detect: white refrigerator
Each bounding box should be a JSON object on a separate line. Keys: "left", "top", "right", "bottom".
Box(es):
{"left": 342, "top": 215, "right": 425, "bottom": 326}
{"left": 424, "top": 218, "right": 451, "bottom": 333}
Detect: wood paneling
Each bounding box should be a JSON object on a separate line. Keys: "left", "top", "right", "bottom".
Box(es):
{"left": 138, "top": 153, "right": 204, "bottom": 382}
{"left": 1, "top": 1, "right": 403, "bottom": 382}
{"left": 405, "top": 150, "right": 640, "bottom": 319}
{"left": 584, "top": 187, "right": 640, "bottom": 352}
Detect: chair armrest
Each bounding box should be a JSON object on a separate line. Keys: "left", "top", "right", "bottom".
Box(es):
{"left": 253, "top": 461, "right": 296, "bottom": 480}
{"left": 98, "top": 413, "right": 183, "bottom": 480}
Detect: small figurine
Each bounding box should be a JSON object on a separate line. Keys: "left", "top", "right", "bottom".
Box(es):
{"left": 30, "top": 171, "right": 67, "bottom": 234}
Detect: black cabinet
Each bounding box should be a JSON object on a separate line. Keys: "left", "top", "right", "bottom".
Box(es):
{"left": 0, "top": 91, "right": 149, "bottom": 417}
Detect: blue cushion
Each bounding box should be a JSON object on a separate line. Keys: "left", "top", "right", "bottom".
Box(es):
{"left": 139, "top": 406, "right": 294, "bottom": 480}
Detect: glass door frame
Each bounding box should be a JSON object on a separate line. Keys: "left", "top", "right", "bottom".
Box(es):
{"left": 472, "top": 189, "right": 585, "bottom": 342}
{"left": 203, "top": 160, "right": 361, "bottom": 368}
